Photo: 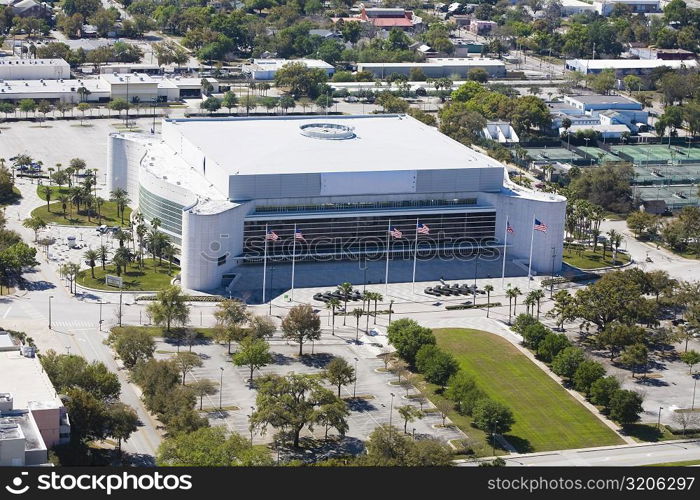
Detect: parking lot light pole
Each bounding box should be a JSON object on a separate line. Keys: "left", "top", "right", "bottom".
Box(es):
{"left": 48, "top": 295, "right": 54, "bottom": 330}
{"left": 492, "top": 419, "right": 499, "bottom": 456}
{"left": 389, "top": 392, "right": 395, "bottom": 429}
{"left": 353, "top": 357, "right": 358, "bottom": 398}
{"left": 99, "top": 300, "right": 104, "bottom": 331}
{"left": 219, "top": 367, "right": 224, "bottom": 410}
{"left": 692, "top": 375, "right": 697, "bottom": 411}
{"left": 657, "top": 406, "right": 663, "bottom": 430}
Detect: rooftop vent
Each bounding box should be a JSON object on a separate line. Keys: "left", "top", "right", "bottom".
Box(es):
{"left": 300, "top": 123, "right": 355, "bottom": 141}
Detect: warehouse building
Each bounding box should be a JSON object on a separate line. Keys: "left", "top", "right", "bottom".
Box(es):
{"left": 108, "top": 115, "right": 565, "bottom": 293}
{"left": 357, "top": 57, "right": 506, "bottom": 79}
{"left": 0, "top": 58, "right": 70, "bottom": 80}
{"left": 565, "top": 58, "right": 698, "bottom": 76}
{"left": 242, "top": 59, "right": 335, "bottom": 80}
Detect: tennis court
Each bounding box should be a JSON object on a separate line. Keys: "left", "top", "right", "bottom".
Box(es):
{"left": 525, "top": 147, "right": 583, "bottom": 162}
{"left": 577, "top": 146, "right": 622, "bottom": 163}
{"left": 635, "top": 184, "right": 699, "bottom": 210}
{"left": 633, "top": 163, "right": 700, "bottom": 185}
{"left": 611, "top": 144, "right": 700, "bottom": 165}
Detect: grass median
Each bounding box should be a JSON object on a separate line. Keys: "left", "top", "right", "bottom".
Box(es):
{"left": 31, "top": 201, "right": 131, "bottom": 227}
{"left": 431, "top": 328, "right": 625, "bottom": 453}
{"left": 563, "top": 246, "right": 630, "bottom": 269}
{"left": 77, "top": 258, "right": 178, "bottom": 291}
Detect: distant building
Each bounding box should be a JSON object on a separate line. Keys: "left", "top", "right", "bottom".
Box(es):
{"left": 5, "top": 0, "right": 49, "bottom": 18}
{"left": 0, "top": 351, "right": 70, "bottom": 466}
{"left": 564, "top": 94, "right": 643, "bottom": 112}
{"left": 628, "top": 47, "right": 696, "bottom": 60}
{"left": 565, "top": 58, "right": 698, "bottom": 76}
{"left": 0, "top": 58, "right": 71, "bottom": 81}
{"left": 560, "top": 0, "right": 597, "bottom": 15}
{"left": 593, "top": 0, "right": 660, "bottom": 15}
{"left": 242, "top": 59, "right": 335, "bottom": 81}
{"left": 357, "top": 4, "right": 423, "bottom": 30}
{"left": 482, "top": 121, "right": 520, "bottom": 143}
{"left": 469, "top": 19, "right": 497, "bottom": 35}
{"left": 357, "top": 57, "right": 506, "bottom": 78}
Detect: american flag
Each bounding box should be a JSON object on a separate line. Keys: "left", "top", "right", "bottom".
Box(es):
{"left": 417, "top": 223, "right": 430, "bottom": 235}
{"left": 507, "top": 221, "right": 514, "bottom": 234}
{"left": 266, "top": 230, "right": 279, "bottom": 241}
{"left": 389, "top": 227, "right": 403, "bottom": 239}
{"left": 534, "top": 219, "right": 548, "bottom": 232}
{"left": 294, "top": 229, "right": 305, "bottom": 241}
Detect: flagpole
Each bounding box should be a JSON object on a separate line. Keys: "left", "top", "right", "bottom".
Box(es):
{"left": 412, "top": 218, "right": 419, "bottom": 293}
{"left": 385, "top": 218, "right": 391, "bottom": 295}
{"left": 291, "top": 223, "right": 297, "bottom": 301}
{"left": 527, "top": 214, "right": 535, "bottom": 290}
{"left": 501, "top": 215, "right": 509, "bottom": 289}
{"left": 262, "top": 223, "right": 268, "bottom": 304}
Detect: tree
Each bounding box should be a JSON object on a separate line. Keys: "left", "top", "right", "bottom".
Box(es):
{"left": 109, "top": 328, "right": 155, "bottom": 369}
{"left": 232, "top": 336, "right": 273, "bottom": 383}
{"left": 387, "top": 318, "right": 436, "bottom": 366}
{"left": 326, "top": 297, "right": 340, "bottom": 335}
{"left": 596, "top": 322, "right": 644, "bottom": 361}
{"left": 19, "top": 98, "right": 36, "bottom": 118}
{"left": 250, "top": 373, "right": 344, "bottom": 448}
{"left": 620, "top": 343, "right": 648, "bottom": 378}
{"left": 274, "top": 62, "right": 328, "bottom": 99}
{"left": 522, "top": 323, "right": 551, "bottom": 351}
{"left": 221, "top": 91, "right": 238, "bottom": 114}
{"left": 147, "top": 285, "right": 190, "bottom": 333}
{"left": 281, "top": 304, "right": 321, "bottom": 356}
{"left": 468, "top": 68, "right": 489, "bottom": 83}
{"left": 505, "top": 287, "right": 522, "bottom": 324}
{"left": 529, "top": 289, "right": 545, "bottom": 319}
{"left": 190, "top": 379, "right": 218, "bottom": 410}
{"left": 248, "top": 315, "right": 275, "bottom": 339}
{"left": 608, "top": 389, "right": 644, "bottom": 424}
{"left": 398, "top": 405, "right": 422, "bottom": 434}
{"left": 322, "top": 357, "right": 356, "bottom": 397}
{"left": 679, "top": 350, "right": 700, "bottom": 374}
{"left": 363, "top": 424, "right": 452, "bottom": 466}
{"left": 484, "top": 284, "right": 494, "bottom": 317}
{"left": 671, "top": 410, "right": 700, "bottom": 435}
{"left": 551, "top": 346, "right": 586, "bottom": 380}
{"left": 62, "top": 387, "right": 108, "bottom": 443}
{"left": 588, "top": 69, "right": 616, "bottom": 95}
{"left": 445, "top": 372, "right": 485, "bottom": 416}
{"left": 157, "top": 426, "right": 273, "bottom": 466}
{"left": 352, "top": 307, "right": 364, "bottom": 341}
{"left": 537, "top": 332, "right": 571, "bottom": 362}
{"left": 573, "top": 360, "right": 606, "bottom": 395}
{"left": 213, "top": 299, "right": 249, "bottom": 354}
{"left": 174, "top": 351, "right": 203, "bottom": 385}
{"left": 22, "top": 216, "right": 46, "bottom": 242}
{"left": 200, "top": 96, "right": 222, "bottom": 114}
{"left": 108, "top": 98, "right": 130, "bottom": 118}
{"left": 415, "top": 345, "right": 459, "bottom": 388}
{"left": 589, "top": 376, "right": 621, "bottom": 411}
{"left": 106, "top": 402, "right": 139, "bottom": 452}
{"left": 512, "top": 313, "right": 539, "bottom": 335}
{"left": 83, "top": 249, "right": 98, "bottom": 279}
{"left": 472, "top": 398, "right": 515, "bottom": 435}
{"left": 41, "top": 350, "right": 120, "bottom": 401}
{"left": 109, "top": 187, "right": 130, "bottom": 224}
{"left": 336, "top": 282, "right": 353, "bottom": 326}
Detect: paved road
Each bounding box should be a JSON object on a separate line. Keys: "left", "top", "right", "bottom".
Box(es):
{"left": 458, "top": 439, "right": 700, "bottom": 466}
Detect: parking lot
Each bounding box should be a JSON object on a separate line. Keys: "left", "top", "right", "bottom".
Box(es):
{"left": 152, "top": 325, "right": 466, "bottom": 449}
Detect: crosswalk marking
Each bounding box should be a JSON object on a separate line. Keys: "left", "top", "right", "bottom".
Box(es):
{"left": 51, "top": 320, "right": 96, "bottom": 328}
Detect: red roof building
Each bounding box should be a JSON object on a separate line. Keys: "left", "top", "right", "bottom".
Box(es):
{"left": 357, "top": 5, "right": 422, "bottom": 30}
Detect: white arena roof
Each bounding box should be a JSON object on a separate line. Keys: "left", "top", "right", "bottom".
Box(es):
{"left": 166, "top": 114, "right": 505, "bottom": 176}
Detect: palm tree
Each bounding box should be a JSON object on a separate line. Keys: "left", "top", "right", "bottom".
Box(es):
{"left": 505, "top": 287, "right": 518, "bottom": 324}
{"left": 484, "top": 284, "right": 494, "bottom": 318}
{"left": 524, "top": 294, "right": 536, "bottom": 316}
{"left": 113, "top": 246, "right": 132, "bottom": 276}
{"left": 326, "top": 298, "right": 340, "bottom": 335}
{"left": 110, "top": 188, "right": 130, "bottom": 225}
{"left": 114, "top": 228, "right": 130, "bottom": 248}
{"left": 97, "top": 244, "right": 109, "bottom": 270}
{"left": 84, "top": 249, "right": 98, "bottom": 279}
{"left": 606, "top": 229, "right": 620, "bottom": 261}
{"left": 511, "top": 287, "right": 522, "bottom": 318}
{"left": 337, "top": 282, "right": 354, "bottom": 326}
{"left": 41, "top": 185, "right": 52, "bottom": 212}
{"left": 163, "top": 242, "right": 179, "bottom": 275}
{"left": 528, "top": 289, "right": 545, "bottom": 319}
{"left": 352, "top": 308, "right": 364, "bottom": 342}
{"left": 372, "top": 292, "right": 383, "bottom": 324}
{"left": 363, "top": 290, "right": 372, "bottom": 333}
{"left": 58, "top": 194, "right": 70, "bottom": 217}
{"left": 69, "top": 186, "right": 84, "bottom": 215}
{"left": 136, "top": 223, "right": 147, "bottom": 268}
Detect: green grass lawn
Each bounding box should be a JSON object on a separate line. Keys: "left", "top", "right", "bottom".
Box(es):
{"left": 77, "top": 258, "right": 178, "bottom": 291}
{"left": 36, "top": 185, "right": 71, "bottom": 201}
{"left": 31, "top": 201, "right": 131, "bottom": 227}
{"left": 646, "top": 459, "right": 700, "bottom": 466}
{"left": 432, "top": 329, "right": 624, "bottom": 453}
{"left": 563, "top": 246, "right": 630, "bottom": 269}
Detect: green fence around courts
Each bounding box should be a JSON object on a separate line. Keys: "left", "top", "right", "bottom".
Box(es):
{"left": 612, "top": 145, "right": 700, "bottom": 165}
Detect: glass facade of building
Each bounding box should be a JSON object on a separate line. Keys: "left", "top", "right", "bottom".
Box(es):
{"left": 138, "top": 186, "right": 184, "bottom": 244}
{"left": 243, "top": 211, "right": 497, "bottom": 262}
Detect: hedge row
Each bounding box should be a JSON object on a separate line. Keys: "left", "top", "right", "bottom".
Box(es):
{"left": 135, "top": 294, "right": 224, "bottom": 302}
{"left": 445, "top": 302, "right": 502, "bottom": 311}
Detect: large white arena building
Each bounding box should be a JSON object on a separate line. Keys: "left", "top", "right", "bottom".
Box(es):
{"left": 108, "top": 115, "right": 566, "bottom": 294}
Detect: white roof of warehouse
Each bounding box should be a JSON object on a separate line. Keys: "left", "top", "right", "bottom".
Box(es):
{"left": 567, "top": 58, "right": 698, "bottom": 70}
{"left": 165, "top": 114, "right": 505, "bottom": 176}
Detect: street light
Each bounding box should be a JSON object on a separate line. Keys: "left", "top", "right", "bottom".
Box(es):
{"left": 353, "top": 357, "right": 359, "bottom": 398}
{"left": 98, "top": 300, "right": 104, "bottom": 331}
{"left": 219, "top": 366, "right": 224, "bottom": 410}
{"left": 388, "top": 392, "right": 395, "bottom": 429}
{"left": 48, "top": 295, "right": 54, "bottom": 330}
{"left": 248, "top": 406, "right": 255, "bottom": 445}
{"left": 691, "top": 375, "right": 697, "bottom": 411}
{"left": 657, "top": 406, "right": 663, "bottom": 430}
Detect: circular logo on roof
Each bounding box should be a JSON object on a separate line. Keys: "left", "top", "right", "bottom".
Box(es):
{"left": 299, "top": 123, "right": 356, "bottom": 140}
